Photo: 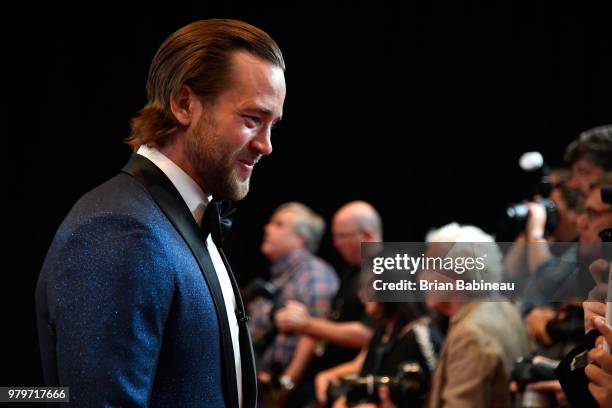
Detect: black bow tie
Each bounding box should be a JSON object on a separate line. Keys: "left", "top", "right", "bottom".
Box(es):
{"left": 200, "top": 198, "right": 236, "bottom": 247}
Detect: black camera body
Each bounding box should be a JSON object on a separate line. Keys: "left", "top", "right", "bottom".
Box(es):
{"left": 512, "top": 357, "right": 558, "bottom": 391}
{"left": 243, "top": 278, "right": 282, "bottom": 357}
{"left": 328, "top": 362, "right": 427, "bottom": 407}
{"left": 505, "top": 198, "right": 560, "bottom": 237}
{"left": 511, "top": 356, "right": 559, "bottom": 408}
{"left": 545, "top": 304, "right": 585, "bottom": 348}
{"left": 499, "top": 152, "right": 557, "bottom": 240}
{"left": 243, "top": 278, "right": 278, "bottom": 303}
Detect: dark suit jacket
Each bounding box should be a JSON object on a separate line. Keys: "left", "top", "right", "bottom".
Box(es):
{"left": 36, "top": 155, "right": 256, "bottom": 407}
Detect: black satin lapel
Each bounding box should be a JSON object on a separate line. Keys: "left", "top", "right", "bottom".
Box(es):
{"left": 121, "top": 154, "right": 240, "bottom": 408}
{"left": 219, "top": 249, "right": 257, "bottom": 408}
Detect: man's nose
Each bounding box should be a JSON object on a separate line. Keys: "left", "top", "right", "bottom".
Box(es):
{"left": 568, "top": 174, "right": 580, "bottom": 190}
{"left": 252, "top": 127, "right": 273, "bottom": 156}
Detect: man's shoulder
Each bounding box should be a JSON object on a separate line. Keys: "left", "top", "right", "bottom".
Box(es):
{"left": 72, "top": 172, "right": 154, "bottom": 215}
{"left": 452, "top": 302, "right": 528, "bottom": 359}
{"left": 38, "top": 172, "right": 190, "bottom": 290}
{"left": 449, "top": 304, "right": 502, "bottom": 341}
{"left": 298, "top": 254, "right": 339, "bottom": 298}
{"left": 295, "top": 252, "right": 337, "bottom": 278}
{"left": 59, "top": 172, "right": 170, "bottom": 232}
{"left": 308, "top": 252, "right": 334, "bottom": 269}
{"left": 447, "top": 316, "right": 482, "bottom": 344}
{"left": 47, "top": 172, "right": 182, "bottom": 263}
{"left": 472, "top": 302, "right": 523, "bottom": 329}
{"left": 444, "top": 314, "right": 504, "bottom": 372}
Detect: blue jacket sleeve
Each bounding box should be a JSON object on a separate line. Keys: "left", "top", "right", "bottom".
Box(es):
{"left": 43, "top": 213, "right": 175, "bottom": 407}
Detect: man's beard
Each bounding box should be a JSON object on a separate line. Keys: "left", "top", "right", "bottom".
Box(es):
{"left": 184, "top": 111, "right": 251, "bottom": 201}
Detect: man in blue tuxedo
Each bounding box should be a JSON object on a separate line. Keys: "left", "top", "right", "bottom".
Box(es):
{"left": 35, "top": 19, "right": 286, "bottom": 407}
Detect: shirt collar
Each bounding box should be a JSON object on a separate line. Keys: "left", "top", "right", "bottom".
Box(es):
{"left": 136, "top": 145, "right": 211, "bottom": 225}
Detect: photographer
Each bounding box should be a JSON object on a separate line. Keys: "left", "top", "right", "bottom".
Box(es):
{"left": 506, "top": 123, "right": 612, "bottom": 355}
{"left": 516, "top": 177, "right": 583, "bottom": 353}
{"left": 273, "top": 201, "right": 380, "bottom": 405}
{"left": 555, "top": 174, "right": 612, "bottom": 304}
{"left": 314, "top": 299, "right": 440, "bottom": 408}
{"left": 504, "top": 170, "right": 580, "bottom": 316}
{"left": 506, "top": 125, "right": 612, "bottom": 301}
{"left": 541, "top": 175, "right": 612, "bottom": 407}
{"left": 556, "top": 286, "right": 611, "bottom": 408}
{"left": 247, "top": 202, "right": 339, "bottom": 405}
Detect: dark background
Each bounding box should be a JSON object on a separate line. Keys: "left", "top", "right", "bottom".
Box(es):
{"left": 4, "top": 2, "right": 612, "bottom": 386}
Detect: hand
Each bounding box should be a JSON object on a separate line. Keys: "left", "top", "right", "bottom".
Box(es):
{"left": 592, "top": 316, "right": 612, "bottom": 355}
{"left": 257, "top": 370, "right": 271, "bottom": 385}
{"left": 584, "top": 301, "right": 607, "bottom": 333}
{"left": 376, "top": 385, "right": 397, "bottom": 408}
{"left": 315, "top": 370, "right": 341, "bottom": 405}
{"left": 585, "top": 317, "right": 612, "bottom": 406}
{"left": 525, "top": 380, "right": 569, "bottom": 407}
{"left": 526, "top": 307, "right": 556, "bottom": 346}
{"left": 587, "top": 259, "right": 611, "bottom": 302}
{"left": 349, "top": 386, "right": 397, "bottom": 408}
{"left": 331, "top": 395, "right": 348, "bottom": 408}
{"left": 509, "top": 380, "right": 519, "bottom": 394}
{"left": 274, "top": 300, "right": 310, "bottom": 333}
{"left": 526, "top": 202, "right": 547, "bottom": 239}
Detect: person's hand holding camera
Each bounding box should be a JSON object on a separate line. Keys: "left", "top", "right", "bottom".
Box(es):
{"left": 525, "top": 201, "right": 548, "bottom": 241}
{"left": 349, "top": 386, "right": 397, "bottom": 408}
{"left": 315, "top": 370, "right": 341, "bottom": 405}
{"left": 585, "top": 317, "right": 612, "bottom": 407}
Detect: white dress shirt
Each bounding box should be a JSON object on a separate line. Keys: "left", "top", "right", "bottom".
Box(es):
{"left": 137, "top": 145, "right": 242, "bottom": 407}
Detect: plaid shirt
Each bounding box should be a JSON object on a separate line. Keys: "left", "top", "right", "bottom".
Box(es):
{"left": 248, "top": 248, "right": 338, "bottom": 372}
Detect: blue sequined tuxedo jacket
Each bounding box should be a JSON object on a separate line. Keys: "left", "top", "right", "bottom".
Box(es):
{"left": 36, "top": 155, "right": 256, "bottom": 407}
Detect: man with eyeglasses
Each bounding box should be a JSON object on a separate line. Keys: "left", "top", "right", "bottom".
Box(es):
{"left": 565, "top": 125, "right": 612, "bottom": 207}
{"left": 576, "top": 176, "right": 612, "bottom": 248}
{"left": 273, "top": 201, "right": 381, "bottom": 405}
{"left": 532, "top": 174, "right": 612, "bottom": 407}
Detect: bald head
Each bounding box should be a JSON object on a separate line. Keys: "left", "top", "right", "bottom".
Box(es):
{"left": 334, "top": 201, "right": 383, "bottom": 239}
{"left": 332, "top": 201, "right": 383, "bottom": 266}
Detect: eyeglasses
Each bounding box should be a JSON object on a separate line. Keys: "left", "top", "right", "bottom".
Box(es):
{"left": 333, "top": 229, "right": 363, "bottom": 240}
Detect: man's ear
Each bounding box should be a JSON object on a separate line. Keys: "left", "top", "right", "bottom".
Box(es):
{"left": 296, "top": 233, "right": 307, "bottom": 249}
{"left": 169, "top": 84, "right": 201, "bottom": 127}
{"left": 362, "top": 227, "right": 376, "bottom": 242}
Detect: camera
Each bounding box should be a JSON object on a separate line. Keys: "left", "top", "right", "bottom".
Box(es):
{"left": 545, "top": 304, "right": 584, "bottom": 346}
{"left": 505, "top": 198, "right": 559, "bottom": 236}
{"left": 511, "top": 356, "right": 559, "bottom": 408}
{"left": 327, "top": 362, "right": 427, "bottom": 407}
{"left": 243, "top": 278, "right": 282, "bottom": 356}
{"left": 243, "top": 278, "right": 278, "bottom": 303}
{"left": 500, "top": 152, "right": 559, "bottom": 240}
